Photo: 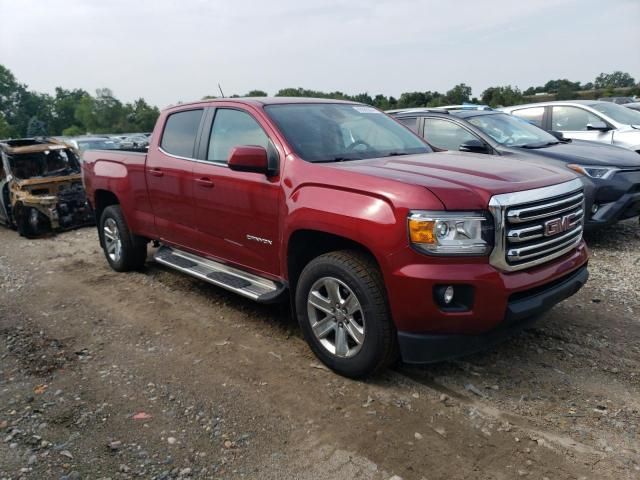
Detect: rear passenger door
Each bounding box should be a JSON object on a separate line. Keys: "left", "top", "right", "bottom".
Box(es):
{"left": 146, "top": 108, "right": 204, "bottom": 247}
{"left": 191, "top": 106, "right": 282, "bottom": 276}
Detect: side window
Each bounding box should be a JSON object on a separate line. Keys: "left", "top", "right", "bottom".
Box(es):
{"left": 512, "top": 107, "right": 545, "bottom": 128}
{"left": 551, "top": 106, "right": 602, "bottom": 131}
{"left": 423, "top": 118, "right": 478, "bottom": 150}
{"left": 160, "top": 109, "right": 204, "bottom": 158}
{"left": 397, "top": 117, "right": 418, "bottom": 133}
{"left": 207, "top": 109, "right": 270, "bottom": 163}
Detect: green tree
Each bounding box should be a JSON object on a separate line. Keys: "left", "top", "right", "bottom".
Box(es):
{"left": 445, "top": 83, "right": 472, "bottom": 104}
{"left": 481, "top": 86, "right": 524, "bottom": 107}
{"left": 52, "top": 87, "right": 89, "bottom": 134}
{"left": 62, "top": 125, "right": 85, "bottom": 136}
{"left": 0, "top": 114, "right": 14, "bottom": 138}
{"left": 245, "top": 90, "right": 268, "bottom": 97}
{"left": 594, "top": 71, "right": 635, "bottom": 89}
{"left": 543, "top": 79, "right": 581, "bottom": 93}
{"left": 555, "top": 84, "right": 577, "bottom": 101}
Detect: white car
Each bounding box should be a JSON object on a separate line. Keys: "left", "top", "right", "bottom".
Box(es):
{"left": 501, "top": 100, "right": 640, "bottom": 154}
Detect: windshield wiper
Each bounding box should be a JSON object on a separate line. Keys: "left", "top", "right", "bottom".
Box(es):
{"left": 314, "top": 156, "right": 362, "bottom": 163}
{"left": 519, "top": 141, "right": 560, "bottom": 149}
{"left": 384, "top": 152, "right": 411, "bottom": 157}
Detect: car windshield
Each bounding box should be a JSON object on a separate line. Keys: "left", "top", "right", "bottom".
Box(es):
{"left": 467, "top": 113, "right": 559, "bottom": 147}
{"left": 265, "top": 103, "right": 431, "bottom": 162}
{"left": 589, "top": 102, "right": 640, "bottom": 125}
{"left": 8, "top": 147, "right": 81, "bottom": 179}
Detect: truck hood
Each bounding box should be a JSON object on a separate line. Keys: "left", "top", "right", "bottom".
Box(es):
{"left": 328, "top": 151, "right": 576, "bottom": 210}
{"left": 509, "top": 139, "right": 640, "bottom": 168}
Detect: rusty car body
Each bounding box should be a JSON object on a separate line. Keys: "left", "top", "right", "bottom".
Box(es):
{"left": 0, "top": 138, "right": 94, "bottom": 237}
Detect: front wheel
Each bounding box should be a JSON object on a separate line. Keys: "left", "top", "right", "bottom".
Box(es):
{"left": 295, "top": 250, "right": 397, "bottom": 378}
{"left": 99, "top": 205, "right": 147, "bottom": 272}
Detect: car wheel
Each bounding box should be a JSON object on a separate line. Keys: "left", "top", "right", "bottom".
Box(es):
{"left": 99, "top": 205, "right": 147, "bottom": 272}
{"left": 296, "top": 250, "right": 397, "bottom": 378}
{"left": 16, "top": 206, "right": 51, "bottom": 238}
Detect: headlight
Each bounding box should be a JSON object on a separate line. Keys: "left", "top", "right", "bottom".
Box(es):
{"left": 567, "top": 164, "right": 619, "bottom": 180}
{"left": 408, "top": 211, "right": 493, "bottom": 255}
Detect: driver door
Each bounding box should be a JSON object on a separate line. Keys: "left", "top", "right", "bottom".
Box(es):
{"left": 422, "top": 118, "right": 485, "bottom": 152}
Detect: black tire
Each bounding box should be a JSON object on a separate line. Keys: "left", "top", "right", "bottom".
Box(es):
{"left": 295, "top": 250, "right": 397, "bottom": 378}
{"left": 16, "top": 206, "right": 51, "bottom": 238}
{"left": 99, "top": 205, "right": 147, "bottom": 272}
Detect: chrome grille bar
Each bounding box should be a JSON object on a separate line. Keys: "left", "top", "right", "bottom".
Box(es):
{"left": 488, "top": 179, "right": 585, "bottom": 272}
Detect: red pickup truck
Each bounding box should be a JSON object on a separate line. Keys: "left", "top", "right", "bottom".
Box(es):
{"left": 82, "top": 98, "right": 589, "bottom": 377}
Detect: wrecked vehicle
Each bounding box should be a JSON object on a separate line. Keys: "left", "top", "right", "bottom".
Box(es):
{"left": 0, "top": 138, "right": 94, "bottom": 237}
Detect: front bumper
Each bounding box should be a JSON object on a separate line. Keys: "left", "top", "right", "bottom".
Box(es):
{"left": 397, "top": 264, "right": 588, "bottom": 363}
{"left": 584, "top": 170, "right": 640, "bottom": 230}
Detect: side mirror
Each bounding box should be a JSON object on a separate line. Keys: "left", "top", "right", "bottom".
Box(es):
{"left": 459, "top": 139, "right": 490, "bottom": 154}
{"left": 549, "top": 130, "right": 566, "bottom": 141}
{"left": 586, "top": 121, "right": 610, "bottom": 131}
{"left": 228, "top": 146, "right": 270, "bottom": 174}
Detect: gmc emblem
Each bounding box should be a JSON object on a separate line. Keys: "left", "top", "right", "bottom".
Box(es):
{"left": 544, "top": 215, "right": 573, "bottom": 236}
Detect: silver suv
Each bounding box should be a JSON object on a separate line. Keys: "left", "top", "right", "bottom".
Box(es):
{"left": 501, "top": 100, "right": 640, "bottom": 154}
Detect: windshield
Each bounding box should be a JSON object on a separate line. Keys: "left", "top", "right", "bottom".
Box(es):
{"left": 265, "top": 103, "right": 431, "bottom": 162}
{"left": 589, "top": 102, "right": 640, "bottom": 125}
{"left": 8, "top": 148, "right": 81, "bottom": 179}
{"left": 467, "top": 113, "right": 559, "bottom": 147}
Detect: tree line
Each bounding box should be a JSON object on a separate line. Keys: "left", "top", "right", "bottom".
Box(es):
{"left": 1, "top": 63, "right": 638, "bottom": 139}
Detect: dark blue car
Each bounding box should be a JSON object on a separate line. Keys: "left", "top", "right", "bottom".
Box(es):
{"left": 389, "top": 108, "right": 640, "bottom": 230}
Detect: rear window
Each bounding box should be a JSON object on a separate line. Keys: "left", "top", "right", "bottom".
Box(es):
{"left": 160, "top": 109, "right": 204, "bottom": 158}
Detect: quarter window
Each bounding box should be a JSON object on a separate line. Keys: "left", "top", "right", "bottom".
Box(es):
{"left": 512, "top": 107, "right": 545, "bottom": 128}
{"left": 160, "top": 109, "right": 204, "bottom": 158}
{"left": 397, "top": 117, "right": 418, "bottom": 133}
{"left": 207, "top": 109, "right": 271, "bottom": 163}
{"left": 423, "top": 118, "right": 478, "bottom": 151}
{"left": 551, "top": 106, "right": 602, "bottom": 131}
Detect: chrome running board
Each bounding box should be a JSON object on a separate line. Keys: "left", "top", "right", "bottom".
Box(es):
{"left": 154, "top": 245, "right": 285, "bottom": 303}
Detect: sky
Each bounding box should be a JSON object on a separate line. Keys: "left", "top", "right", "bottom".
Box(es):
{"left": 1, "top": 0, "right": 639, "bottom": 109}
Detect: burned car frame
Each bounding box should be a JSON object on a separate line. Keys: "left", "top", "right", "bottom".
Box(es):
{"left": 0, "top": 138, "right": 94, "bottom": 237}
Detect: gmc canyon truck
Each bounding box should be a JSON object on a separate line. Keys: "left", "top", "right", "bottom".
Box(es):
{"left": 82, "top": 98, "right": 589, "bottom": 378}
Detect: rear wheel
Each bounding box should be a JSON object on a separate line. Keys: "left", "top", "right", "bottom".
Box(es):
{"left": 99, "top": 205, "right": 147, "bottom": 272}
{"left": 295, "top": 250, "right": 397, "bottom": 378}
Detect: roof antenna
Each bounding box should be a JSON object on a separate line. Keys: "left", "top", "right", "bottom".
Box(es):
{"left": 218, "top": 83, "right": 225, "bottom": 98}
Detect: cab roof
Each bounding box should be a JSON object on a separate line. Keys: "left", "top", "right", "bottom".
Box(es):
{"left": 165, "top": 96, "right": 360, "bottom": 112}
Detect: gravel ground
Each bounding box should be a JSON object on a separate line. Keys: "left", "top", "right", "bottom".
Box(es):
{"left": 0, "top": 219, "right": 639, "bottom": 480}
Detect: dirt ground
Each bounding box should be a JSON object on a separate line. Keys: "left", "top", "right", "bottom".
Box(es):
{"left": 1, "top": 220, "right": 639, "bottom": 480}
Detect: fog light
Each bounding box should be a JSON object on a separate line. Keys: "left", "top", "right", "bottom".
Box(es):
{"left": 443, "top": 285, "right": 454, "bottom": 304}
{"left": 591, "top": 204, "right": 599, "bottom": 214}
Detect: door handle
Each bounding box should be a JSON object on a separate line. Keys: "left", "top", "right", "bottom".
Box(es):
{"left": 149, "top": 168, "right": 164, "bottom": 177}
{"left": 195, "top": 177, "right": 214, "bottom": 188}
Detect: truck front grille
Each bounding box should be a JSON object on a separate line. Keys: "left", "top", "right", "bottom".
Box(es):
{"left": 489, "top": 179, "right": 584, "bottom": 272}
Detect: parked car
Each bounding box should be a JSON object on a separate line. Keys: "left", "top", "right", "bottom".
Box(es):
{"left": 0, "top": 138, "right": 94, "bottom": 237}
{"left": 66, "top": 136, "right": 120, "bottom": 152}
{"left": 82, "top": 98, "right": 588, "bottom": 378}
{"left": 119, "top": 135, "right": 149, "bottom": 150}
{"left": 389, "top": 108, "right": 640, "bottom": 230}
{"left": 624, "top": 102, "right": 640, "bottom": 113}
{"left": 501, "top": 100, "right": 640, "bottom": 154}
{"left": 598, "top": 96, "right": 634, "bottom": 105}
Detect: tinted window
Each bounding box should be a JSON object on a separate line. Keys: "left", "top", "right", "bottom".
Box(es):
{"left": 265, "top": 104, "right": 430, "bottom": 162}
{"left": 423, "top": 118, "right": 478, "bottom": 150}
{"left": 551, "top": 106, "right": 601, "bottom": 131}
{"left": 512, "top": 107, "right": 545, "bottom": 128}
{"left": 397, "top": 117, "right": 418, "bottom": 133}
{"left": 160, "top": 109, "right": 203, "bottom": 157}
{"left": 207, "top": 109, "right": 271, "bottom": 163}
